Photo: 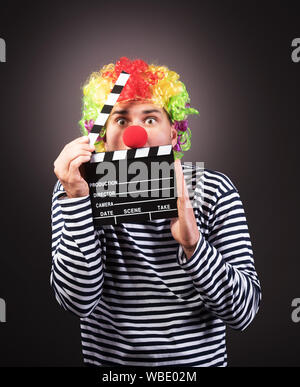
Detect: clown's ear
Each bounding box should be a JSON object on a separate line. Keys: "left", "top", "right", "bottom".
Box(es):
{"left": 171, "top": 125, "right": 178, "bottom": 147}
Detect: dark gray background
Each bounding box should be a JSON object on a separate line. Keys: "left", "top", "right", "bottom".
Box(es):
{"left": 0, "top": 0, "right": 299, "bottom": 366}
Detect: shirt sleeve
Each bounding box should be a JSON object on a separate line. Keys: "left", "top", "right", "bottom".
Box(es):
{"left": 177, "top": 188, "right": 262, "bottom": 331}
{"left": 50, "top": 180, "right": 106, "bottom": 318}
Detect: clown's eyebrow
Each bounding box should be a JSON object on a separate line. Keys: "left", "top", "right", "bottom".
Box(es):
{"left": 141, "top": 109, "right": 162, "bottom": 115}
{"left": 111, "top": 109, "right": 162, "bottom": 116}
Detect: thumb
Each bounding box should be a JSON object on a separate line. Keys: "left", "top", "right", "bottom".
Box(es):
{"left": 170, "top": 217, "right": 178, "bottom": 226}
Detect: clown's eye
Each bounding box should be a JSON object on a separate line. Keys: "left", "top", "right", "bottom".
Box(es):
{"left": 116, "top": 118, "right": 127, "bottom": 126}
{"left": 145, "top": 117, "right": 157, "bottom": 125}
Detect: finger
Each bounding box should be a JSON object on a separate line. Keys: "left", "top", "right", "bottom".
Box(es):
{"left": 170, "top": 217, "right": 178, "bottom": 226}
{"left": 68, "top": 148, "right": 93, "bottom": 165}
{"left": 56, "top": 150, "right": 90, "bottom": 178}
{"left": 174, "top": 159, "right": 183, "bottom": 198}
{"left": 80, "top": 143, "right": 95, "bottom": 152}
{"left": 63, "top": 142, "right": 95, "bottom": 166}
{"left": 174, "top": 160, "right": 192, "bottom": 210}
{"left": 70, "top": 143, "right": 95, "bottom": 153}
{"left": 174, "top": 159, "right": 189, "bottom": 199}
{"left": 54, "top": 137, "right": 93, "bottom": 180}
{"left": 54, "top": 150, "right": 70, "bottom": 179}
{"left": 66, "top": 135, "right": 90, "bottom": 149}
{"left": 73, "top": 135, "right": 90, "bottom": 144}
{"left": 69, "top": 155, "right": 92, "bottom": 177}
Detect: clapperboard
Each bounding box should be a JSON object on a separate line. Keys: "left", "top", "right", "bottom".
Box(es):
{"left": 84, "top": 70, "right": 178, "bottom": 227}
{"left": 84, "top": 145, "right": 178, "bottom": 226}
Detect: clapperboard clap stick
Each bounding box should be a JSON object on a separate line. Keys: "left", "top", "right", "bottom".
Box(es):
{"left": 85, "top": 71, "right": 178, "bottom": 226}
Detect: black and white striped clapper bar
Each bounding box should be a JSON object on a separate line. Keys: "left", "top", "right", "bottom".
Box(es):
{"left": 84, "top": 144, "right": 178, "bottom": 226}
{"left": 88, "top": 71, "right": 131, "bottom": 147}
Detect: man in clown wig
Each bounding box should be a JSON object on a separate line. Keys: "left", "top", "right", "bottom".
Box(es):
{"left": 51, "top": 57, "right": 261, "bottom": 367}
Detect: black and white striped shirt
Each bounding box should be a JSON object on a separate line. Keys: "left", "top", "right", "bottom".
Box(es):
{"left": 50, "top": 164, "right": 261, "bottom": 367}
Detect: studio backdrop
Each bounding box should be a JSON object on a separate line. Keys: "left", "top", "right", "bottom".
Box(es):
{"left": 0, "top": 0, "right": 299, "bottom": 367}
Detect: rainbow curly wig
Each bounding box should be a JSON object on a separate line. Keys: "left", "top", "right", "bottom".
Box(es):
{"left": 78, "top": 57, "right": 199, "bottom": 159}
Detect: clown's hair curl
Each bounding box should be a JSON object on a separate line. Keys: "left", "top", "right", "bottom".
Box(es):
{"left": 79, "top": 57, "right": 199, "bottom": 159}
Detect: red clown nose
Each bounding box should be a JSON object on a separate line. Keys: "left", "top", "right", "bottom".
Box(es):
{"left": 122, "top": 125, "right": 148, "bottom": 148}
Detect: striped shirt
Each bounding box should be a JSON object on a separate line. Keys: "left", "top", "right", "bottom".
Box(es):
{"left": 50, "top": 164, "right": 261, "bottom": 367}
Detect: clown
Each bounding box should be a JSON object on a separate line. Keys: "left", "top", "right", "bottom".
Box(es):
{"left": 78, "top": 56, "right": 199, "bottom": 158}
{"left": 51, "top": 56, "right": 261, "bottom": 368}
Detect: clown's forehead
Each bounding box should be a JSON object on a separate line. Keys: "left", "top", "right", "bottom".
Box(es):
{"left": 111, "top": 100, "right": 163, "bottom": 114}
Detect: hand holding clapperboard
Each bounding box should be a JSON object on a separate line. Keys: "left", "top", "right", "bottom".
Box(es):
{"left": 84, "top": 71, "right": 179, "bottom": 226}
